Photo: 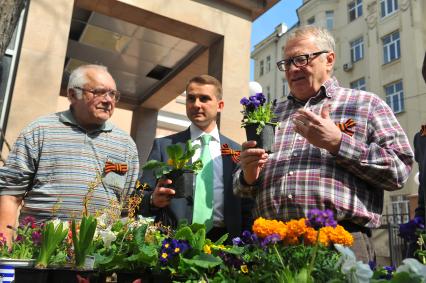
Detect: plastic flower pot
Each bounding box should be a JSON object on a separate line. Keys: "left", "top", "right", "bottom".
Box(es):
{"left": 165, "top": 170, "right": 195, "bottom": 199}
{"left": 116, "top": 270, "right": 151, "bottom": 283}
{"left": 13, "top": 266, "right": 49, "bottom": 283}
{"left": 49, "top": 268, "right": 100, "bottom": 283}
{"left": 244, "top": 123, "right": 276, "bottom": 153}
{"left": 0, "top": 258, "right": 36, "bottom": 283}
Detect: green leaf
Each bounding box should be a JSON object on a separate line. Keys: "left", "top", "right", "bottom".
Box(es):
{"left": 181, "top": 253, "right": 222, "bottom": 269}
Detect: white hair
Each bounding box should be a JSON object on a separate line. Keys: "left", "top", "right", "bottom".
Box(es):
{"left": 286, "top": 25, "right": 336, "bottom": 52}
{"left": 67, "top": 64, "right": 109, "bottom": 99}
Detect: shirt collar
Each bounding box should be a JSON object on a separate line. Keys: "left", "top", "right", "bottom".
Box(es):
{"left": 189, "top": 124, "right": 220, "bottom": 143}
{"left": 286, "top": 76, "right": 339, "bottom": 104}
{"left": 59, "top": 108, "right": 114, "bottom": 132}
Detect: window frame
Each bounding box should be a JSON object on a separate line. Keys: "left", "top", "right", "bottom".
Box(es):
{"left": 348, "top": 0, "right": 363, "bottom": 22}
{"left": 350, "top": 37, "right": 364, "bottom": 63}
{"left": 382, "top": 31, "right": 400, "bottom": 64}
{"left": 326, "top": 10, "right": 334, "bottom": 30}
{"left": 350, "top": 77, "right": 366, "bottom": 91}
{"left": 385, "top": 80, "right": 404, "bottom": 114}
{"left": 380, "top": 0, "right": 399, "bottom": 18}
{"left": 259, "top": 60, "right": 264, "bottom": 76}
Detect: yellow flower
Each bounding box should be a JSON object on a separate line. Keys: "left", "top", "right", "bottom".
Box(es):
{"left": 174, "top": 247, "right": 180, "bottom": 253}
{"left": 240, "top": 264, "right": 249, "bottom": 273}
{"left": 165, "top": 243, "right": 170, "bottom": 248}
{"left": 161, "top": 252, "right": 168, "bottom": 259}
{"left": 167, "top": 159, "right": 174, "bottom": 166}
{"left": 252, "top": 217, "right": 287, "bottom": 239}
{"left": 203, "top": 244, "right": 212, "bottom": 254}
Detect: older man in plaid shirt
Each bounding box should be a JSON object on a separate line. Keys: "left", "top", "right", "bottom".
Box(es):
{"left": 234, "top": 26, "right": 414, "bottom": 263}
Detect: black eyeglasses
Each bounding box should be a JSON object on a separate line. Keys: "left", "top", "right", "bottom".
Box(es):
{"left": 74, "top": 87, "right": 120, "bottom": 102}
{"left": 276, "top": 50, "right": 329, "bottom": 71}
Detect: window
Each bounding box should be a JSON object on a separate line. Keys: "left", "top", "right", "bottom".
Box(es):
{"left": 350, "top": 37, "right": 364, "bottom": 62}
{"left": 259, "top": 60, "right": 264, "bottom": 76}
{"left": 326, "top": 11, "right": 334, "bottom": 30}
{"left": 266, "top": 56, "right": 271, "bottom": 73}
{"left": 389, "top": 195, "right": 409, "bottom": 224}
{"left": 350, "top": 77, "right": 366, "bottom": 90}
{"left": 381, "top": 0, "right": 398, "bottom": 18}
{"left": 348, "top": 0, "right": 363, "bottom": 22}
{"left": 307, "top": 16, "right": 315, "bottom": 25}
{"left": 385, "top": 80, "right": 404, "bottom": 113}
{"left": 282, "top": 80, "right": 289, "bottom": 97}
{"left": 383, "top": 31, "right": 400, "bottom": 64}
{"left": 266, "top": 86, "right": 271, "bottom": 102}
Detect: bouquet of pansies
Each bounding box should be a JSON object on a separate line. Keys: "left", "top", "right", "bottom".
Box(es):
{"left": 240, "top": 92, "right": 279, "bottom": 134}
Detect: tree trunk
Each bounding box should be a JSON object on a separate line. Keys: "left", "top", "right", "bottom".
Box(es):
{"left": 0, "top": 0, "right": 26, "bottom": 57}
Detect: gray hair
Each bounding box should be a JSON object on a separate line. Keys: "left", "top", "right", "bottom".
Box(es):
{"left": 67, "top": 64, "right": 108, "bottom": 99}
{"left": 286, "top": 25, "right": 335, "bottom": 52}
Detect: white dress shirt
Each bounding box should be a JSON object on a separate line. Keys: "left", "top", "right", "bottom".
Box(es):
{"left": 190, "top": 124, "right": 225, "bottom": 227}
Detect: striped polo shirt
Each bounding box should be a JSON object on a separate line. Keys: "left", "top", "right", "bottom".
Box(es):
{"left": 0, "top": 109, "right": 139, "bottom": 222}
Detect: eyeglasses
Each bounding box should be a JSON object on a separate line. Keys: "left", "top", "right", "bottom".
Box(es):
{"left": 276, "top": 50, "right": 329, "bottom": 71}
{"left": 74, "top": 86, "right": 120, "bottom": 102}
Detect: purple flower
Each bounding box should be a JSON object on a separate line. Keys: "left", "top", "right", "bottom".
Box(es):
{"left": 0, "top": 233, "right": 7, "bottom": 247}
{"left": 32, "top": 230, "right": 42, "bottom": 246}
{"left": 232, "top": 237, "right": 243, "bottom": 246}
{"left": 159, "top": 238, "right": 191, "bottom": 265}
{"left": 20, "top": 216, "right": 36, "bottom": 228}
{"left": 306, "top": 209, "right": 337, "bottom": 229}
{"left": 261, "top": 234, "right": 281, "bottom": 247}
{"left": 399, "top": 216, "right": 424, "bottom": 242}
{"left": 254, "top": 93, "right": 266, "bottom": 105}
{"left": 240, "top": 97, "right": 250, "bottom": 106}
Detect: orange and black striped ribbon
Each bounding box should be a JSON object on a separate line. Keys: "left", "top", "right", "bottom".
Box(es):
{"left": 335, "top": 118, "right": 356, "bottom": 137}
{"left": 221, "top": 144, "right": 241, "bottom": 163}
{"left": 104, "top": 161, "right": 128, "bottom": 174}
{"left": 420, "top": 125, "right": 426, "bottom": 136}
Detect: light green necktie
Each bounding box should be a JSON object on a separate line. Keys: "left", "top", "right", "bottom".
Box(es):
{"left": 193, "top": 134, "right": 214, "bottom": 230}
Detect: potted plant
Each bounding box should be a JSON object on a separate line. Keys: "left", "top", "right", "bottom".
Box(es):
{"left": 0, "top": 216, "right": 42, "bottom": 283}
{"left": 240, "top": 92, "right": 279, "bottom": 153}
{"left": 142, "top": 140, "right": 203, "bottom": 198}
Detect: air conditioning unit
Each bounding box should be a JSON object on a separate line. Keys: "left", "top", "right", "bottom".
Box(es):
{"left": 343, "top": 63, "right": 353, "bottom": 72}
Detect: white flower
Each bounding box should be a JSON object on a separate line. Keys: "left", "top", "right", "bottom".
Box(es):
{"left": 51, "top": 218, "right": 69, "bottom": 230}
{"left": 334, "top": 244, "right": 373, "bottom": 283}
{"left": 396, "top": 258, "right": 426, "bottom": 278}
{"left": 96, "top": 213, "right": 109, "bottom": 229}
{"left": 99, "top": 229, "right": 116, "bottom": 248}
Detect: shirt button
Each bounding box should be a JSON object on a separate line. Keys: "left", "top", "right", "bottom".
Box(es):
{"left": 293, "top": 153, "right": 298, "bottom": 157}
{"left": 297, "top": 137, "right": 302, "bottom": 141}
{"left": 288, "top": 171, "right": 294, "bottom": 176}
{"left": 288, "top": 194, "right": 293, "bottom": 199}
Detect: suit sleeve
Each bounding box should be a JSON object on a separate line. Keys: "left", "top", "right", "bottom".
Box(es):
{"left": 415, "top": 133, "right": 425, "bottom": 218}
{"left": 139, "top": 138, "right": 162, "bottom": 217}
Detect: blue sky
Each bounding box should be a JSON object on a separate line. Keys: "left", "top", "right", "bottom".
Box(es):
{"left": 250, "top": 0, "right": 302, "bottom": 79}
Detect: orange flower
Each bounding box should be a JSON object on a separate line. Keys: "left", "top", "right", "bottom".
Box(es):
{"left": 252, "top": 217, "right": 287, "bottom": 239}
{"left": 321, "top": 225, "right": 353, "bottom": 246}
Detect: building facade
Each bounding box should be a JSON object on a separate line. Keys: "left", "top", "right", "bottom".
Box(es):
{"left": 251, "top": 0, "right": 426, "bottom": 264}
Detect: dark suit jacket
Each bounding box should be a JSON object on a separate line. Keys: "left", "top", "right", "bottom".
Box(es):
{"left": 414, "top": 132, "right": 426, "bottom": 218}
{"left": 139, "top": 128, "right": 253, "bottom": 239}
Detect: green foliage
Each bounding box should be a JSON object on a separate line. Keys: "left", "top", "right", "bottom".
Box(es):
{"left": 142, "top": 140, "right": 202, "bottom": 179}
{"left": 72, "top": 215, "right": 97, "bottom": 268}
{"left": 35, "top": 219, "right": 69, "bottom": 268}
{"left": 93, "top": 219, "right": 161, "bottom": 272}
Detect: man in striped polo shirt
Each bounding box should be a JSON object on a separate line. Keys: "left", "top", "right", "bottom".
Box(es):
{"left": 0, "top": 64, "right": 139, "bottom": 243}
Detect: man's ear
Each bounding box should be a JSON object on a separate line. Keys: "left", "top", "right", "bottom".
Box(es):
{"left": 217, "top": 100, "right": 224, "bottom": 113}
{"left": 326, "top": 52, "right": 335, "bottom": 71}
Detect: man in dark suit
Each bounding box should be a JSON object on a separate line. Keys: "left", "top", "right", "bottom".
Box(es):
{"left": 139, "top": 75, "right": 253, "bottom": 241}
{"left": 414, "top": 52, "right": 426, "bottom": 220}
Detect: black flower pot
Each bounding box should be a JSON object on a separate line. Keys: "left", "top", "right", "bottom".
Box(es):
{"left": 116, "top": 270, "right": 151, "bottom": 283}
{"left": 245, "top": 123, "right": 276, "bottom": 153}
{"left": 49, "top": 268, "right": 100, "bottom": 283}
{"left": 14, "top": 267, "right": 50, "bottom": 283}
{"left": 165, "top": 170, "right": 195, "bottom": 199}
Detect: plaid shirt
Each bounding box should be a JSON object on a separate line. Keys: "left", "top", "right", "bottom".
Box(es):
{"left": 234, "top": 77, "right": 413, "bottom": 227}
